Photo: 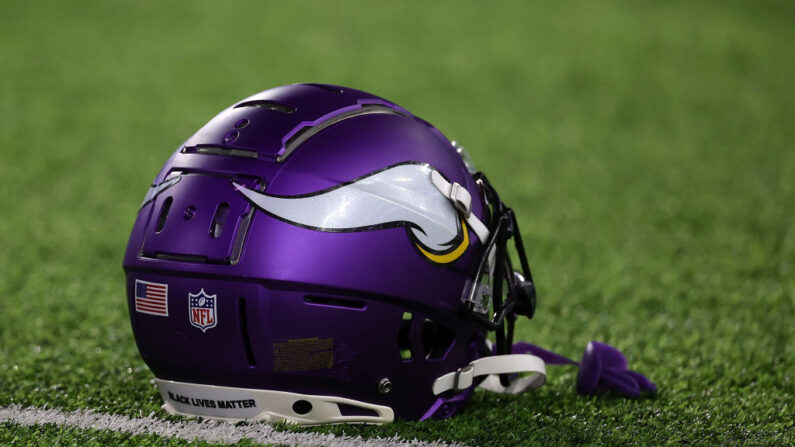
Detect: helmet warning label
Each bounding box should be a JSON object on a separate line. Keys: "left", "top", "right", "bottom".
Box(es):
{"left": 273, "top": 337, "right": 333, "bottom": 372}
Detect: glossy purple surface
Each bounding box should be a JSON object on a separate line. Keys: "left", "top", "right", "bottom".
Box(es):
{"left": 124, "top": 84, "right": 488, "bottom": 420}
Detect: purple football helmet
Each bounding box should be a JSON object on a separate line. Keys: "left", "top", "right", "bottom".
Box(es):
{"left": 123, "top": 83, "right": 547, "bottom": 424}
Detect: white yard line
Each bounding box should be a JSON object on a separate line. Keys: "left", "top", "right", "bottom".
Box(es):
{"left": 0, "top": 404, "right": 467, "bottom": 447}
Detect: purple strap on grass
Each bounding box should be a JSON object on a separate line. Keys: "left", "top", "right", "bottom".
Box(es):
{"left": 419, "top": 385, "right": 474, "bottom": 421}
{"left": 421, "top": 340, "right": 656, "bottom": 420}
{"left": 512, "top": 341, "right": 578, "bottom": 365}
{"left": 513, "top": 341, "right": 656, "bottom": 398}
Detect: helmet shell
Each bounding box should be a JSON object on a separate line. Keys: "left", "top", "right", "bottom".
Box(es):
{"left": 124, "top": 84, "right": 488, "bottom": 420}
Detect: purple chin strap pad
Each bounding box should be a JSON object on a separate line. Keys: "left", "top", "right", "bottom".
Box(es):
{"left": 512, "top": 341, "right": 657, "bottom": 398}
{"left": 420, "top": 341, "right": 655, "bottom": 421}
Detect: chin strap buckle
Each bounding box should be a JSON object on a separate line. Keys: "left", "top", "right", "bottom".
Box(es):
{"left": 449, "top": 182, "right": 473, "bottom": 216}
{"left": 430, "top": 170, "right": 490, "bottom": 244}
{"left": 453, "top": 365, "right": 475, "bottom": 391}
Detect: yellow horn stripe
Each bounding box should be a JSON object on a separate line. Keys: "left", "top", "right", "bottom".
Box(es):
{"left": 415, "top": 217, "right": 469, "bottom": 264}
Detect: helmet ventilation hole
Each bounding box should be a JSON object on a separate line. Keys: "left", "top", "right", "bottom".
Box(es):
{"left": 238, "top": 297, "right": 256, "bottom": 366}
{"left": 292, "top": 400, "right": 312, "bottom": 415}
{"left": 209, "top": 202, "right": 230, "bottom": 238}
{"left": 221, "top": 130, "right": 239, "bottom": 144}
{"left": 302, "top": 83, "right": 344, "bottom": 94}
{"left": 234, "top": 100, "right": 296, "bottom": 114}
{"left": 189, "top": 145, "right": 259, "bottom": 159}
{"left": 155, "top": 197, "right": 173, "bottom": 233}
{"left": 398, "top": 312, "right": 413, "bottom": 360}
{"left": 421, "top": 319, "right": 456, "bottom": 360}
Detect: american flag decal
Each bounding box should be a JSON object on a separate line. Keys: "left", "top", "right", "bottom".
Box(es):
{"left": 135, "top": 280, "right": 169, "bottom": 316}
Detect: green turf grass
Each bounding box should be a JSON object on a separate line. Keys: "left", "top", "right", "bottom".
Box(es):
{"left": 0, "top": 0, "right": 793, "bottom": 445}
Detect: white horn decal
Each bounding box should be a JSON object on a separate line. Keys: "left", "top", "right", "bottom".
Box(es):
{"left": 233, "top": 163, "right": 470, "bottom": 263}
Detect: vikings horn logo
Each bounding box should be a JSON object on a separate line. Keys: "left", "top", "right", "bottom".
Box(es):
{"left": 233, "top": 163, "right": 487, "bottom": 264}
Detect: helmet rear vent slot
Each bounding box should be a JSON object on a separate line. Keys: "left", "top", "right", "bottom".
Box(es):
{"left": 398, "top": 312, "right": 413, "bottom": 360}
{"left": 303, "top": 296, "right": 365, "bottom": 310}
{"left": 234, "top": 100, "right": 296, "bottom": 114}
{"left": 238, "top": 297, "right": 257, "bottom": 366}
{"left": 154, "top": 197, "right": 173, "bottom": 233}
{"left": 154, "top": 253, "right": 207, "bottom": 263}
{"left": 337, "top": 403, "right": 378, "bottom": 417}
{"left": 210, "top": 202, "right": 231, "bottom": 239}
{"left": 421, "top": 319, "right": 455, "bottom": 360}
{"left": 302, "top": 83, "right": 344, "bottom": 94}
{"left": 185, "top": 145, "right": 259, "bottom": 159}
{"left": 229, "top": 191, "right": 259, "bottom": 265}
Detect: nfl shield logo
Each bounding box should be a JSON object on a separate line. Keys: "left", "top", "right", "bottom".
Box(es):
{"left": 188, "top": 289, "right": 217, "bottom": 332}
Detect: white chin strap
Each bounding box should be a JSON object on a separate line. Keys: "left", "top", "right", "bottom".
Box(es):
{"left": 430, "top": 170, "right": 490, "bottom": 244}
{"left": 432, "top": 352, "right": 547, "bottom": 396}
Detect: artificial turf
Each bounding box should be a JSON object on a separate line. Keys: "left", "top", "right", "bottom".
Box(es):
{"left": 0, "top": 422, "right": 231, "bottom": 447}
{"left": 0, "top": 0, "right": 793, "bottom": 445}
